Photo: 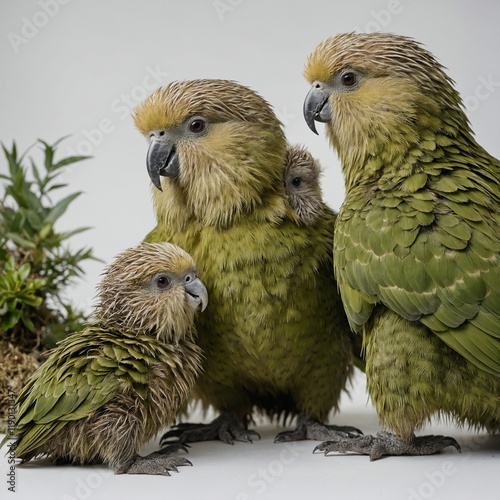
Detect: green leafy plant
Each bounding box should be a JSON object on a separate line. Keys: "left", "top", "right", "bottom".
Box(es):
{"left": 0, "top": 257, "right": 45, "bottom": 332}
{"left": 0, "top": 137, "right": 99, "bottom": 350}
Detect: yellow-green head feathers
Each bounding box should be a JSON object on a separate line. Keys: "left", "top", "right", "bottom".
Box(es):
{"left": 134, "top": 79, "right": 282, "bottom": 133}
{"left": 134, "top": 79, "right": 288, "bottom": 228}
{"left": 94, "top": 242, "right": 207, "bottom": 342}
{"left": 303, "top": 33, "right": 473, "bottom": 189}
{"left": 304, "top": 32, "right": 463, "bottom": 112}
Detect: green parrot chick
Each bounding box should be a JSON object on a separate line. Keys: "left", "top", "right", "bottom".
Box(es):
{"left": 10, "top": 242, "right": 208, "bottom": 474}
{"left": 303, "top": 32, "right": 500, "bottom": 459}
{"left": 284, "top": 145, "right": 323, "bottom": 225}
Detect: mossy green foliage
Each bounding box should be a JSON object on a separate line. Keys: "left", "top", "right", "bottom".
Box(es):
{"left": 0, "top": 138, "right": 99, "bottom": 351}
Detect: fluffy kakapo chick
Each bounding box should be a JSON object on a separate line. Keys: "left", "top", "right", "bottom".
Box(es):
{"left": 284, "top": 144, "right": 365, "bottom": 368}
{"left": 284, "top": 145, "right": 323, "bottom": 225}
{"left": 304, "top": 32, "right": 500, "bottom": 459}
{"left": 10, "top": 242, "right": 208, "bottom": 475}
{"left": 135, "top": 79, "right": 357, "bottom": 444}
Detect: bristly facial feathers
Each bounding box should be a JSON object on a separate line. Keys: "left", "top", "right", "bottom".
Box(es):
{"left": 304, "top": 32, "right": 474, "bottom": 191}
{"left": 94, "top": 242, "right": 203, "bottom": 343}
{"left": 133, "top": 79, "right": 288, "bottom": 228}
{"left": 304, "top": 32, "right": 464, "bottom": 110}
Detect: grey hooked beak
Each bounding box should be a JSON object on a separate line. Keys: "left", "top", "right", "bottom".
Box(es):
{"left": 303, "top": 83, "right": 332, "bottom": 135}
{"left": 146, "top": 137, "right": 180, "bottom": 191}
{"left": 185, "top": 277, "right": 208, "bottom": 313}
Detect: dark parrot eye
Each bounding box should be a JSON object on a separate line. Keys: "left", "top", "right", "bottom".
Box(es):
{"left": 341, "top": 71, "right": 357, "bottom": 87}
{"left": 155, "top": 274, "right": 171, "bottom": 289}
{"left": 189, "top": 118, "right": 207, "bottom": 134}
{"left": 292, "top": 177, "right": 302, "bottom": 187}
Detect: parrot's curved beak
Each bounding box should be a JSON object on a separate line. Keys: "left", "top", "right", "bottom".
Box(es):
{"left": 185, "top": 277, "right": 208, "bottom": 313}
{"left": 147, "top": 137, "right": 180, "bottom": 191}
{"left": 303, "top": 83, "right": 332, "bottom": 135}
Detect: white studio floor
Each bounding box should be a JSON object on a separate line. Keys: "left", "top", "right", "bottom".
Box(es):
{"left": 1, "top": 369, "right": 498, "bottom": 500}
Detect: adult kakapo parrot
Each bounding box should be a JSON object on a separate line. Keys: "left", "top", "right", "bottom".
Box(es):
{"left": 7, "top": 242, "right": 208, "bottom": 474}
{"left": 303, "top": 32, "right": 500, "bottom": 459}
{"left": 134, "top": 79, "right": 358, "bottom": 444}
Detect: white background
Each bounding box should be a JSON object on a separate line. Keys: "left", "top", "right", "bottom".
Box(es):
{"left": 1, "top": 1, "right": 499, "bottom": 499}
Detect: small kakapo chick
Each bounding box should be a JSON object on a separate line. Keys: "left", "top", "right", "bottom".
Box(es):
{"left": 284, "top": 145, "right": 324, "bottom": 225}
{"left": 9, "top": 242, "right": 208, "bottom": 475}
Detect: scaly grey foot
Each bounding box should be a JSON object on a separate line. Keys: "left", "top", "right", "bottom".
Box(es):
{"left": 161, "top": 413, "right": 260, "bottom": 445}
{"left": 275, "top": 415, "right": 363, "bottom": 443}
{"left": 313, "top": 431, "right": 461, "bottom": 461}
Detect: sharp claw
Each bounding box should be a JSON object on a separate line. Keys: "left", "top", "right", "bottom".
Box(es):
{"left": 159, "top": 414, "right": 257, "bottom": 445}
{"left": 173, "top": 422, "right": 205, "bottom": 431}
{"left": 313, "top": 441, "right": 335, "bottom": 457}
{"left": 161, "top": 429, "right": 182, "bottom": 441}
{"left": 312, "top": 443, "right": 327, "bottom": 454}
{"left": 163, "top": 457, "right": 192, "bottom": 468}
{"left": 220, "top": 436, "right": 234, "bottom": 445}
{"left": 344, "top": 426, "right": 363, "bottom": 436}
{"left": 444, "top": 437, "right": 461, "bottom": 453}
{"left": 236, "top": 431, "right": 260, "bottom": 443}
{"left": 160, "top": 437, "right": 177, "bottom": 446}
{"left": 314, "top": 433, "right": 462, "bottom": 460}
{"left": 412, "top": 434, "right": 462, "bottom": 455}
{"left": 160, "top": 431, "right": 194, "bottom": 446}
{"left": 161, "top": 423, "right": 207, "bottom": 443}
{"left": 158, "top": 443, "right": 190, "bottom": 455}
{"left": 275, "top": 416, "right": 361, "bottom": 443}
{"left": 125, "top": 452, "right": 192, "bottom": 475}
